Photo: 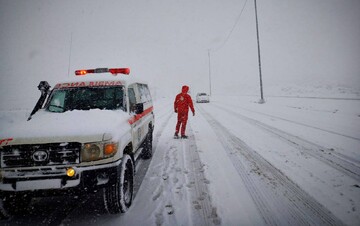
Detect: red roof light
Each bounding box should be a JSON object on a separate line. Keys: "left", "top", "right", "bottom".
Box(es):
{"left": 109, "top": 68, "right": 130, "bottom": 75}
{"left": 75, "top": 68, "right": 130, "bottom": 76}
{"left": 75, "top": 69, "right": 95, "bottom": 76}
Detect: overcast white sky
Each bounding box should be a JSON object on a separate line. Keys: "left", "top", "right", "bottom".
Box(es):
{"left": 0, "top": 0, "right": 359, "bottom": 109}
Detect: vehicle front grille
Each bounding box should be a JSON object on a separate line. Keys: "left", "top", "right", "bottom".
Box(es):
{"left": 0, "top": 143, "right": 81, "bottom": 168}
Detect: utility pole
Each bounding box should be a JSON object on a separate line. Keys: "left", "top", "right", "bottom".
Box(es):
{"left": 254, "top": 0, "right": 265, "bottom": 103}
{"left": 208, "top": 49, "right": 212, "bottom": 96}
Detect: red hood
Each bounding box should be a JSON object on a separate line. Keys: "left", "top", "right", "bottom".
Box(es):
{"left": 181, "top": 85, "right": 189, "bottom": 94}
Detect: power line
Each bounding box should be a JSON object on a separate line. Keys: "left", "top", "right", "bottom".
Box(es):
{"left": 211, "top": 0, "right": 249, "bottom": 52}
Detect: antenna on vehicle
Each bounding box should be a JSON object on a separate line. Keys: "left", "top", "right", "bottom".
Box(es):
{"left": 67, "top": 32, "right": 73, "bottom": 78}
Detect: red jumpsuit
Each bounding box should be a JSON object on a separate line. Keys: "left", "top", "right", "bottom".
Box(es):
{"left": 174, "top": 85, "right": 195, "bottom": 136}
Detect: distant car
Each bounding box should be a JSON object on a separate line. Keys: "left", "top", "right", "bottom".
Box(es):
{"left": 196, "top": 93, "right": 210, "bottom": 103}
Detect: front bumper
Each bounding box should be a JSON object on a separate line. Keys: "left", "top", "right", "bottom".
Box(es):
{"left": 0, "top": 159, "right": 121, "bottom": 197}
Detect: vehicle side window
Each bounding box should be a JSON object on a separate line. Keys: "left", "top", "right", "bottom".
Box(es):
{"left": 139, "top": 84, "right": 151, "bottom": 103}
{"left": 128, "top": 87, "right": 136, "bottom": 113}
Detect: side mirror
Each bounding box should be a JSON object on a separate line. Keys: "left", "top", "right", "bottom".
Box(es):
{"left": 28, "top": 81, "right": 51, "bottom": 120}
{"left": 38, "top": 81, "right": 51, "bottom": 92}
{"left": 135, "top": 103, "right": 144, "bottom": 114}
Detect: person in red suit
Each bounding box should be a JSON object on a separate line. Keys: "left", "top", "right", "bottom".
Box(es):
{"left": 174, "top": 85, "right": 195, "bottom": 139}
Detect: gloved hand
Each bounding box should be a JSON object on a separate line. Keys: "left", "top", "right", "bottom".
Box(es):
{"left": 175, "top": 109, "right": 177, "bottom": 113}
{"left": 193, "top": 112, "right": 195, "bottom": 116}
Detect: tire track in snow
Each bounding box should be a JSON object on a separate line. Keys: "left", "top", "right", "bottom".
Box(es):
{"left": 214, "top": 102, "right": 360, "bottom": 142}
{"left": 213, "top": 103, "right": 360, "bottom": 182}
{"left": 198, "top": 105, "right": 345, "bottom": 226}
{"left": 183, "top": 126, "right": 221, "bottom": 225}
{"left": 151, "top": 111, "right": 220, "bottom": 225}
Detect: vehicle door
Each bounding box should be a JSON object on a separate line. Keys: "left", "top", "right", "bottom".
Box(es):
{"left": 128, "top": 84, "right": 143, "bottom": 152}
{"left": 138, "top": 84, "right": 153, "bottom": 138}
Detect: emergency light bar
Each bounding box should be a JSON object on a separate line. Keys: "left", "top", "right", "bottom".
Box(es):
{"left": 75, "top": 68, "right": 130, "bottom": 76}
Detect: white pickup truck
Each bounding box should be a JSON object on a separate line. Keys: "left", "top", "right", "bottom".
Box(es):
{"left": 0, "top": 68, "right": 155, "bottom": 216}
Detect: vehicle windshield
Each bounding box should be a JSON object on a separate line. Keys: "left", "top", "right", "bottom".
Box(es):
{"left": 46, "top": 86, "right": 125, "bottom": 113}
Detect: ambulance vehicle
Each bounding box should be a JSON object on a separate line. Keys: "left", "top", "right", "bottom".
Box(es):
{"left": 0, "top": 68, "right": 154, "bottom": 216}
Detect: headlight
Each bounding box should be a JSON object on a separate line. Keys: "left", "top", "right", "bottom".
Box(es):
{"left": 81, "top": 142, "right": 118, "bottom": 162}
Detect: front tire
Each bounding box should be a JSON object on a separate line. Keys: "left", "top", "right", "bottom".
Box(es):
{"left": 1, "top": 195, "right": 32, "bottom": 217}
{"left": 104, "top": 154, "right": 134, "bottom": 214}
{"left": 0, "top": 200, "right": 10, "bottom": 219}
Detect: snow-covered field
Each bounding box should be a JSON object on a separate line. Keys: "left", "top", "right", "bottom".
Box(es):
{"left": 1, "top": 87, "right": 359, "bottom": 226}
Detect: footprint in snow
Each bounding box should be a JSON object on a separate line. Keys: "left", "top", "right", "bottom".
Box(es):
{"left": 186, "top": 181, "right": 195, "bottom": 188}
{"left": 155, "top": 212, "right": 164, "bottom": 225}
{"left": 203, "top": 179, "right": 210, "bottom": 184}
{"left": 165, "top": 204, "right": 174, "bottom": 215}
{"left": 162, "top": 174, "right": 169, "bottom": 180}
{"left": 210, "top": 207, "right": 221, "bottom": 225}
{"left": 198, "top": 192, "right": 208, "bottom": 201}
{"left": 193, "top": 200, "right": 202, "bottom": 210}
{"left": 152, "top": 185, "right": 163, "bottom": 201}
{"left": 173, "top": 175, "right": 180, "bottom": 182}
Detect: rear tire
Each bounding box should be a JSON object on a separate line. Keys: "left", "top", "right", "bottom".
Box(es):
{"left": 104, "top": 154, "right": 134, "bottom": 214}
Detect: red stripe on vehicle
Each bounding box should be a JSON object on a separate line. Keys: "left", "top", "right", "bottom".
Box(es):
{"left": 128, "top": 106, "right": 154, "bottom": 125}
{"left": 0, "top": 138, "right": 13, "bottom": 146}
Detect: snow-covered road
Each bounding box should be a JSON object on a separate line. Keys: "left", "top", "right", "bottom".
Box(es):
{"left": 1, "top": 95, "right": 360, "bottom": 226}
{"left": 69, "top": 96, "right": 359, "bottom": 226}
